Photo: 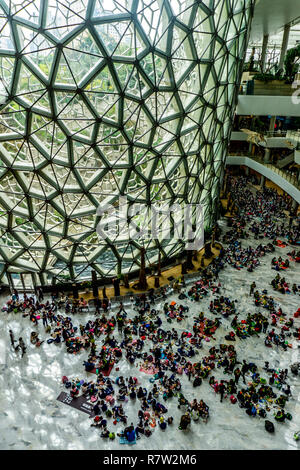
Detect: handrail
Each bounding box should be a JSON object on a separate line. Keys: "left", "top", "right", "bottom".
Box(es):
{"left": 227, "top": 154, "right": 300, "bottom": 190}
{"left": 264, "top": 131, "right": 287, "bottom": 138}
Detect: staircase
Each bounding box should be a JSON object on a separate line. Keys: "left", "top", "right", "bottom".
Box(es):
{"left": 277, "top": 152, "right": 295, "bottom": 169}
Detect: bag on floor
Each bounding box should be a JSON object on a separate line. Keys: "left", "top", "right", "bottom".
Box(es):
{"left": 193, "top": 377, "right": 202, "bottom": 387}
{"left": 291, "top": 364, "right": 299, "bottom": 375}
{"left": 265, "top": 420, "right": 274, "bottom": 433}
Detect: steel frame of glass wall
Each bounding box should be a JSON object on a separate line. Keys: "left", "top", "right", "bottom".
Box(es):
{"left": 0, "top": 0, "right": 254, "bottom": 286}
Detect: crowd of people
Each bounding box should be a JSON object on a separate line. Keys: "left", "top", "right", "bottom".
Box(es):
{"left": 271, "top": 256, "right": 290, "bottom": 271}
{"left": 2, "top": 174, "right": 300, "bottom": 447}
{"left": 271, "top": 274, "right": 299, "bottom": 295}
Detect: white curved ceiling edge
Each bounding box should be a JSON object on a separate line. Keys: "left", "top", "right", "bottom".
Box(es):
{"left": 250, "top": 0, "right": 300, "bottom": 41}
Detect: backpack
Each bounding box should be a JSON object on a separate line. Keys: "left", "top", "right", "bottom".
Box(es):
{"left": 291, "top": 365, "right": 299, "bottom": 375}
{"left": 265, "top": 420, "right": 275, "bottom": 433}
{"left": 193, "top": 377, "right": 202, "bottom": 387}
{"left": 259, "top": 409, "right": 267, "bottom": 418}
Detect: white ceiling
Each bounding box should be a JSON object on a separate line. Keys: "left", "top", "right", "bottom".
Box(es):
{"left": 250, "top": 0, "right": 300, "bottom": 41}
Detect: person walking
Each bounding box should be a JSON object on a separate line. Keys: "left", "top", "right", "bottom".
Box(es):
{"left": 42, "top": 312, "right": 48, "bottom": 327}
{"left": 95, "top": 298, "right": 102, "bottom": 315}
{"left": 118, "top": 302, "right": 127, "bottom": 316}
{"left": 117, "top": 315, "right": 124, "bottom": 332}
{"left": 15, "top": 337, "right": 26, "bottom": 357}
{"left": 37, "top": 287, "right": 44, "bottom": 302}
{"left": 9, "top": 329, "right": 16, "bottom": 348}
{"left": 219, "top": 380, "right": 226, "bottom": 403}
{"left": 241, "top": 360, "right": 249, "bottom": 384}
{"left": 263, "top": 319, "right": 269, "bottom": 333}
{"left": 234, "top": 367, "right": 241, "bottom": 384}
{"left": 250, "top": 282, "right": 256, "bottom": 296}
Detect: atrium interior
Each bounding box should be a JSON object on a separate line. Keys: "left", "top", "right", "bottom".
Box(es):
{"left": 0, "top": 0, "right": 299, "bottom": 452}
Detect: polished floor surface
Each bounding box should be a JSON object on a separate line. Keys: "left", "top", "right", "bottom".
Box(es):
{"left": 0, "top": 218, "right": 299, "bottom": 450}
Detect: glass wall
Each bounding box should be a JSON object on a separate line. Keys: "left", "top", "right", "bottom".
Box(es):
{"left": 0, "top": 0, "right": 254, "bottom": 284}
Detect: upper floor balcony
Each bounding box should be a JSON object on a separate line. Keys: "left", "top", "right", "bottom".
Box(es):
{"left": 226, "top": 154, "right": 300, "bottom": 204}
{"left": 231, "top": 130, "right": 293, "bottom": 149}
{"left": 235, "top": 93, "right": 300, "bottom": 117}
{"left": 286, "top": 130, "right": 300, "bottom": 150}
{"left": 239, "top": 72, "right": 299, "bottom": 97}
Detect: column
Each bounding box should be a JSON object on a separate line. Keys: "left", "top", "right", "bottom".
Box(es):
{"left": 91, "top": 270, "right": 98, "bottom": 298}
{"left": 223, "top": 171, "right": 228, "bottom": 194}
{"left": 31, "top": 273, "right": 37, "bottom": 290}
{"left": 264, "top": 148, "right": 271, "bottom": 163}
{"left": 269, "top": 116, "right": 276, "bottom": 135}
{"left": 20, "top": 273, "right": 26, "bottom": 290}
{"left": 112, "top": 277, "right": 120, "bottom": 296}
{"left": 219, "top": 166, "right": 225, "bottom": 192}
{"left": 260, "top": 175, "right": 266, "bottom": 188}
{"left": 6, "top": 272, "right": 14, "bottom": 294}
{"left": 278, "top": 24, "right": 291, "bottom": 73}
{"left": 72, "top": 283, "right": 79, "bottom": 299}
{"left": 261, "top": 34, "right": 269, "bottom": 73}
{"left": 290, "top": 199, "right": 298, "bottom": 217}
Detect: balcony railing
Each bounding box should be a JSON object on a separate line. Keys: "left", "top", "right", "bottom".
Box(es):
{"left": 227, "top": 153, "right": 300, "bottom": 189}
{"left": 286, "top": 130, "right": 300, "bottom": 150}
{"left": 239, "top": 79, "right": 295, "bottom": 97}
{"left": 264, "top": 130, "right": 287, "bottom": 138}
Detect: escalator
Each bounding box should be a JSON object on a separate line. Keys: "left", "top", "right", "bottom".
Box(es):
{"left": 277, "top": 151, "right": 295, "bottom": 169}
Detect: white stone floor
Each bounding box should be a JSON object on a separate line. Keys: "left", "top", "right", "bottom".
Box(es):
{"left": 0, "top": 219, "right": 299, "bottom": 450}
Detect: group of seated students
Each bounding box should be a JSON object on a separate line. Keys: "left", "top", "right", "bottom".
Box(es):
{"left": 63, "top": 296, "right": 89, "bottom": 314}
{"left": 209, "top": 295, "right": 236, "bottom": 318}
{"left": 287, "top": 249, "right": 300, "bottom": 263}
{"left": 271, "top": 274, "right": 299, "bottom": 295}
{"left": 271, "top": 256, "right": 289, "bottom": 271}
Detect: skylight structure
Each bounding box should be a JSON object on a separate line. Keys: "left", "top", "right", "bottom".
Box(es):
{"left": 0, "top": 0, "right": 253, "bottom": 286}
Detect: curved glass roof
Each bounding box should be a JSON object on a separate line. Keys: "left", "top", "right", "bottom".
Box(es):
{"left": 0, "top": 0, "right": 253, "bottom": 285}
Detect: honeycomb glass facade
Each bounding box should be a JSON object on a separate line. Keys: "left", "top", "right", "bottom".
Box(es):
{"left": 0, "top": 0, "right": 253, "bottom": 286}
